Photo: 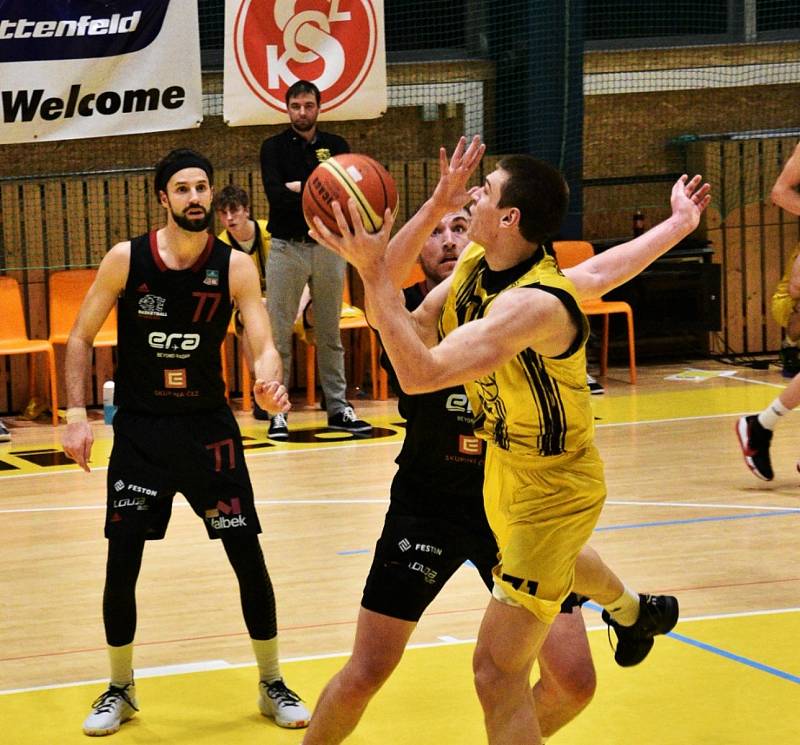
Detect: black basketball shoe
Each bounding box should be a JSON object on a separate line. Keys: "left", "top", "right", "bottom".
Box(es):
{"left": 602, "top": 593, "right": 679, "bottom": 667}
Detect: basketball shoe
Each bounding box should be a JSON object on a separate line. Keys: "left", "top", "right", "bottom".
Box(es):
{"left": 602, "top": 594, "right": 679, "bottom": 667}
{"left": 736, "top": 415, "right": 774, "bottom": 481}
{"left": 258, "top": 679, "right": 311, "bottom": 728}
{"left": 82, "top": 681, "right": 138, "bottom": 736}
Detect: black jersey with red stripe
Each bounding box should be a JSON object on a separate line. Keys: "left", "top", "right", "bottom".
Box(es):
{"left": 383, "top": 282, "right": 486, "bottom": 526}
{"left": 114, "top": 231, "right": 233, "bottom": 414}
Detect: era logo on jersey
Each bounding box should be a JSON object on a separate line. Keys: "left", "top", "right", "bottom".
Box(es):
{"left": 445, "top": 393, "right": 472, "bottom": 414}
{"left": 164, "top": 369, "right": 186, "bottom": 388}
{"left": 148, "top": 332, "right": 200, "bottom": 351}
{"left": 233, "top": 0, "right": 380, "bottom": 113}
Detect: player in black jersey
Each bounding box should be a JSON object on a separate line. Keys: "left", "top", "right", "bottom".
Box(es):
{"left": 303, "top": 208, "right": 675, "bottom": 745}
{"left": 62, "top": 149, "right": 310, "bottom": 736}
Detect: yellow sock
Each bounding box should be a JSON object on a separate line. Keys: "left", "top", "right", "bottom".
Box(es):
{"left": 108, "top": 643, "right": 134, "bottom": 687}
{"left": 251, "top": 637, "right": 281, "bottom": 683}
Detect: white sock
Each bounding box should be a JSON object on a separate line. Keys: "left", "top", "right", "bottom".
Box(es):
{"left": 252, "top": 636, "right": 281, "bottom": 683}
{"left": 758, "top": 397, "right": 791, "bottom": 431}
{"left": 108, "top": 643, "right": 134, "bottom": 688}
{"left": 602, "top": 585, "right": 640, "bottom": 627}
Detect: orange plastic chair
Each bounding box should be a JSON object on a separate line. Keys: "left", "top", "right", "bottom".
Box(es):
{"left": 298, "top": 273, "right": 382, "bottom": 405}
{"left": 221, "top": 318, "right": 252, "bottom": 411}
{"left": 48, "top": 269, "right": 117, "bottom": 348}
{"left": 0, "top": 276, "right": 59, "bottom": 425}
{"left": 552, "top": 240, "right": 637, "bottom": 384}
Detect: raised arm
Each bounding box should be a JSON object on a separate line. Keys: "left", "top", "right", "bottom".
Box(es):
{"left": 771, "top": 142, "right": 800, "bottom": 216}
{"left": 383, "top": 136, "right": 485, "bottom": 288}
{"left": 309, "top": 200, "right": 576, "bottom": 394}
{"left": 62, "top": 243, "right": 130, "bottom": 471}
{"left": 229, "top": 251, "right": 289, "bottom": 415}
{"left": 564, "top": 174, "right": 711, "bottom": 300}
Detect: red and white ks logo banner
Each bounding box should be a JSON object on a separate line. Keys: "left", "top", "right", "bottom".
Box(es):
{"left": 224, "top": 0, "right": 387, "bottom": 126}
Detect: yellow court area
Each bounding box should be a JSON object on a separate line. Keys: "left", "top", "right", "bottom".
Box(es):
{"left": 2, "top": 613, "right": 799, "bottom": 745}
{"left": 1, "top": 362, "right": 799, "bottom": 744}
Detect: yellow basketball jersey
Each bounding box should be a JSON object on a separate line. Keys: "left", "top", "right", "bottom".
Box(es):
{"left": 439, "top": 241, "right": 593, "bottom": 461}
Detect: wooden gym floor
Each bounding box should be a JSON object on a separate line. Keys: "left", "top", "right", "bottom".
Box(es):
{"left": 0, "top": 359, "right": 798, "bottom": 744}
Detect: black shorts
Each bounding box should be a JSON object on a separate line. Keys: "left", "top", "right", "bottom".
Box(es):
{"left": 361, "top": 509, "right": 587, "bottom": 622}
{"left": 361, "top": 510, "right": 499, "bottom": 622}
{"left": 105, "top": 407, "right": 261, "bottom": 541}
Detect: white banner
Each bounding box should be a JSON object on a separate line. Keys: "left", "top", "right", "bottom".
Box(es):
{"left": 0, "top": 0, "right": 203, "bottom": 144}
{"left": 224, "top": 0, "right": 387, "bottom": 126}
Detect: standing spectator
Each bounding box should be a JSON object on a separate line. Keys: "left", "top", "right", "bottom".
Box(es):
{"left": 215, "top": 184, "right": 272, "bottom": 420}
{"left": 260, "top": 79, "right": 371, "bottom": 439}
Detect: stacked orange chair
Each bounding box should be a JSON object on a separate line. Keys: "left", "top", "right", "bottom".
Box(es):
{"left": 552, "top": 240, "right": 637, "bottom": 384}
{"left": 0, "top": 276, "right": 59, "bottom": 425}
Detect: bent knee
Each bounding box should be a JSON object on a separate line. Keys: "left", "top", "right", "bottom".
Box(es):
{"left": 341, "top": 657, "right": 398, "bottom": 697}
{"left": 553, "top": 662, "right": 597, "bottom": 707}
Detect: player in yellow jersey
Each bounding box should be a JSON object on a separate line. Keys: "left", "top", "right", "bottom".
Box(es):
{"left": 309, "top": 136, "right": 711, "bottom": 745}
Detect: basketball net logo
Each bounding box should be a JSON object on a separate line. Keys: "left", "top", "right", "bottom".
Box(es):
{"left": 233, "top": 0, "right": 379, "bottom": 113}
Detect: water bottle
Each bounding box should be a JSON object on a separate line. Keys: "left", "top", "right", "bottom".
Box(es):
{"left": 103, "top": 381, "right": 117, "bottom": 424}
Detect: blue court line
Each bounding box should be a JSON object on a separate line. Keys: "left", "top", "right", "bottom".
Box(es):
{"left": 337, "top": 549, "right": 371, "bottom": 556}
{"left": 668, "top": 631, "right": 800, "bottom": 684}
{"left": 584, "top": 602, "right": 800, "bottom": 684}
{"left": 594, "top": 509, "right": 799, "bottom": 532}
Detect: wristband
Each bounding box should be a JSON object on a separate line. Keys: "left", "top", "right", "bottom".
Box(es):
{"left": 66, "top": 407, "right": 88, "bottom": 424}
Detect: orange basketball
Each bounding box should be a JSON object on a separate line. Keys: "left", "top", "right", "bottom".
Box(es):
{"left": 303, "top": 153, "right": 398, "bottom": 236}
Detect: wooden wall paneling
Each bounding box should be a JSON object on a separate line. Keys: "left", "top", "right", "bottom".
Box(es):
{"left": 85, "top": 179, "right": 108, "bottom": 267}
{"left": 742, "top": 201, "right": 767, "bottom": 352}
{"left": 43, "top": 180, "right": 68, "bottom": 271}
{"left": 720, "top": 142, "right": 744, "bottom": 353}
{"left": 1, "top": 182, "right": 24, "bottom": 270}
{"left": 762, "top": 214, "right": 784, "bottom": 351}
{"left": 21, "top": 182, "right": 47, "bottom": 334}
{"left": 64, "top": 179, "right": 90, "bottom": 267}
{"left": 741, "top": 140, "right": 766, "bottom": 352}
{"left": 105, "top": 176, "right": 128, "bottom": 249}
{"left": 248, "top": 169, "right": 269, "bottom": 220}
{"left": 127, "top": 175, "right": 151, "bottom": 237}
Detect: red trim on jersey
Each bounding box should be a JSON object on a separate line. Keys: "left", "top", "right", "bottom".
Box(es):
{"left": 190, "top": 234, "right": 215, "bottom": 272}
{"left": 149, "top": 231, "right": 215, "bottom": 273}
{"left": 149, "top": 230, "right": 168, "bottom": 272}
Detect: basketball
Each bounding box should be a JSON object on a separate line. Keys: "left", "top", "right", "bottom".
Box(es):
{"left": 303, "top": 153, "right": 398, "bottom": 236}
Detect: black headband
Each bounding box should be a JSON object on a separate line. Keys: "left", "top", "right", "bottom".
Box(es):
{"left": 154, "top": 154, "right": 213, "bottom": 193}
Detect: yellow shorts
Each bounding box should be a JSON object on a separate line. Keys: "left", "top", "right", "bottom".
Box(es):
{"left": 772, "top": 245, "right": 800, "bottom": 328}
{"left": 772, "top": 290, "right": 796, "bottom": 329}
{"left": 483, "top": 443, "right": 606, "bottom": 624}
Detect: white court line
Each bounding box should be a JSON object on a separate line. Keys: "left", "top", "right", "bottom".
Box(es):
{"left": 2, "top": 606, "right": 797, "bottom": 697}
{"left": 4, "top": 497, "right": 799, "bottom": 517}
{"left": 605, "top": 499, "right": 800, "bottom": 512}
{"left": 0, "top": 498, "right": 390, "bottom": 515}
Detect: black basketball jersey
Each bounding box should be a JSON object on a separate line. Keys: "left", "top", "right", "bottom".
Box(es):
{"left": 115, "top": 231, "right": 233, "bottom": 414}
{"left": 383, "top": 282, "right": 486, "bottom": 526}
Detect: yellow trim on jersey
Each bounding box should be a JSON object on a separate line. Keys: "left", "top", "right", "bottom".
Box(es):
{"left": 217, "top": 219, "right": 271, "bottom": 293}
{"left": 439, "top": 242, "right": 592, "bottom": 461}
